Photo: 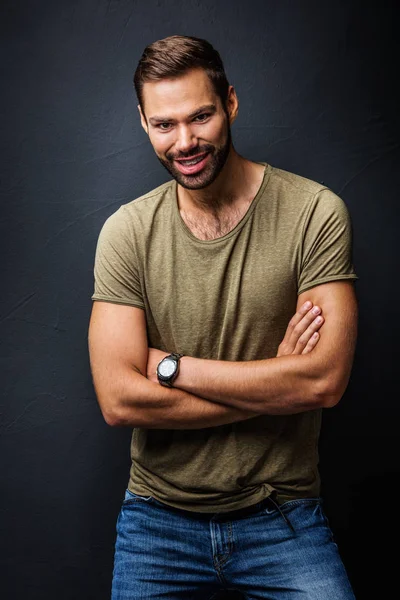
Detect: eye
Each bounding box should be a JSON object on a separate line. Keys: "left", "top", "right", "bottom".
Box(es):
{"left": 193, "top": 113, "right": 209, "bottom": 122}
{"left": 156, "top": 122, "right": 173, "bottom": 131}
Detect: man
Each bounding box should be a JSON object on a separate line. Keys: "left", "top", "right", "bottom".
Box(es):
{"left": 88, "top": 35, "right": 358, "bottom": 599}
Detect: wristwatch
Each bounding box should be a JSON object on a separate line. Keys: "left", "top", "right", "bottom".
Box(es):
{"left": 156, "top": 353, "right": 184, "bottom": 387}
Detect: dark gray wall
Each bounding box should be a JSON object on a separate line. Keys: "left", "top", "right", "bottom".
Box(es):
{"left": 1, "top": 1, "right": 399, "bottom": 598}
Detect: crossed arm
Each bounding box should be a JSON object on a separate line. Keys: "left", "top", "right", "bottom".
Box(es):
{"left": 88, "top": 281, "right": 358, "bottom": 429}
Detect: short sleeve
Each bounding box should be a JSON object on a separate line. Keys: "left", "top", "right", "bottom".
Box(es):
{"left": 297, "top": 188, "right": 358, "bottom": 294}
{"left": 91, "top": 206, "right": 144, "bottom": 309}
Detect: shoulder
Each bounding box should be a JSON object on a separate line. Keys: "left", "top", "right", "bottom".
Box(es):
{"left": 269, "top": 165, "right": 327, "bottom": 197}
{"left": 267, "top": 165, "right": 350, "bottom": 217}
{"left": 122, "top": 180, "right": 175, "bottom": 220}
{"left": 99, "top": 179, "right": 175, "bottom": 237}
{"left": 122, "top": 179, "right": 175, "bottom": 213}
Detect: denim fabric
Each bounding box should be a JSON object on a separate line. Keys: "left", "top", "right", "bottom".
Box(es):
{"left": 111, "top": 489, "right": 355, "bottom": 599}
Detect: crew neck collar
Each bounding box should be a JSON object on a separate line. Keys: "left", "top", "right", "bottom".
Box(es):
{"left": 172, "top": 162, "right": 272, "bottom": 244}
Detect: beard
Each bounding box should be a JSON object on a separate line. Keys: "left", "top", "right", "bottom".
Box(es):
{"left": 155, "top": 120, "right": 232, "bottom": 190}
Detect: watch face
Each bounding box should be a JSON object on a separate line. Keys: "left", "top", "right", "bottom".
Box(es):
{"left": 159, "top": 358, "right": 176, "bottom": 378}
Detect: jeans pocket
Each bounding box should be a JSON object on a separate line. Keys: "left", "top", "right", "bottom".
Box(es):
{"left": 123, "top": 488, "right": 154, "bottom": 504}
{"left": 277, "top": 497, "right": 321, "bottom": 511}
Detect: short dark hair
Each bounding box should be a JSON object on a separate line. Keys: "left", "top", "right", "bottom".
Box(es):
{"left": 134, "top": 35, "right": 230, "bottom": 117}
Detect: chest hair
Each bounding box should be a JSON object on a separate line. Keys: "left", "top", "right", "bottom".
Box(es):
{"left": 180, "top": 201, "right": 252, "bottom": 241}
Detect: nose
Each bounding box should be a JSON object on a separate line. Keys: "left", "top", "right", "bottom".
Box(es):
{"left": 174, "top": 124, "right": 198, "bottom": 155}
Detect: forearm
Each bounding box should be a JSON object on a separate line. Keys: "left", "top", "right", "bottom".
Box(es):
{"left": 102, "top": 370, "right": 260, "bottom": 429}
{"left": 174, "top": 354, "right": 328, "bottom": 415}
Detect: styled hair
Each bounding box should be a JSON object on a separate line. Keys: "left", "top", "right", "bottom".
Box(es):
{"left": 134, "top": 35, "right": 230, "bottom": 117}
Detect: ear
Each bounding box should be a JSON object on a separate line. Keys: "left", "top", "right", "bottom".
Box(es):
{"left": 225, "top": 85, "right": 239, "bottom": 125}
{"left": 138, "top": 105, "right": 149, "bottom": 134}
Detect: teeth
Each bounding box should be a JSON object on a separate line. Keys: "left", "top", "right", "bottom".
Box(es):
{"left": 179, "top": 155, "right": 206, "bottom": 166}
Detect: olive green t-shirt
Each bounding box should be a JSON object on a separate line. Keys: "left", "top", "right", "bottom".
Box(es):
{"left": 91, "top": 162, "right": 358, "bottom": 512}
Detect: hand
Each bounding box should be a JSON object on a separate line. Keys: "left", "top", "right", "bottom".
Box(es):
{"left": 277, "top": 302, "right": 324, "bottom": 357}
{"left": 146, "top": 348, "right": 168, "bottom": 383}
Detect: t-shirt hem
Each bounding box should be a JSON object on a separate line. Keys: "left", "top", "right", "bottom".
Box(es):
{"left": 128, "top": 481, "right": 275, "bottom": 513}
{"left": 127, "top": 480, "right": 320, "bottom": 513}
{"left": 91, "top": 295, "right": 145, "bottom": 309}
{"left": 298, "top": 273, "right": 359, "bottom": 295}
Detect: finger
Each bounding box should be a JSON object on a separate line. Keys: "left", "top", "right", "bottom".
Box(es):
{"left": 293, "top": 315, "right": 324, "bottom": 354}
{"left": 280, "top": 302, "right": 314, "bottom": 349}
{"left": 302, "top": 332, "right": 320, "bottom": 354}
{"left": 286, "top": 305, "right": 322, "bottom": 350}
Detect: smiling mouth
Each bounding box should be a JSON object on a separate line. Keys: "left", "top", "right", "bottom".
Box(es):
{"left": 175, "top": 152, "right": 209, "bottom": 166}
{"left": 173, "top": 152, "right": 211, "bottom": 175}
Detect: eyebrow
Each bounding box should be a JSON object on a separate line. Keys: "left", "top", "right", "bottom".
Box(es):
{"left": 148, "top": 104, "right": 217, "bottom": 125}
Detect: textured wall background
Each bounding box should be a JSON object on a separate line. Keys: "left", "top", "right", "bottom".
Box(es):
{"left": 1, "top": 0, "right": 399, "bottom": 598}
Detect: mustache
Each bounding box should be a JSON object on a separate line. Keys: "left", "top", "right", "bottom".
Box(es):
{"left": 166, "top": 144, "right": 214, "bottom": 161}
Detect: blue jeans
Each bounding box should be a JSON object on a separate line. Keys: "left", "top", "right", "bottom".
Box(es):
{"left": 112, "top": 489, "right": 355, "bottom": 599}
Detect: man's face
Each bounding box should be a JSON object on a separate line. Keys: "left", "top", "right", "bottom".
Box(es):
{"left": 139, "top": 69, "right": 234, "bottom": 190}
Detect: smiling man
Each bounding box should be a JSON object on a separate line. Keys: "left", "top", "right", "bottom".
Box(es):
{"left": 88, "top": 35, "right": 358, "bottom": 599}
